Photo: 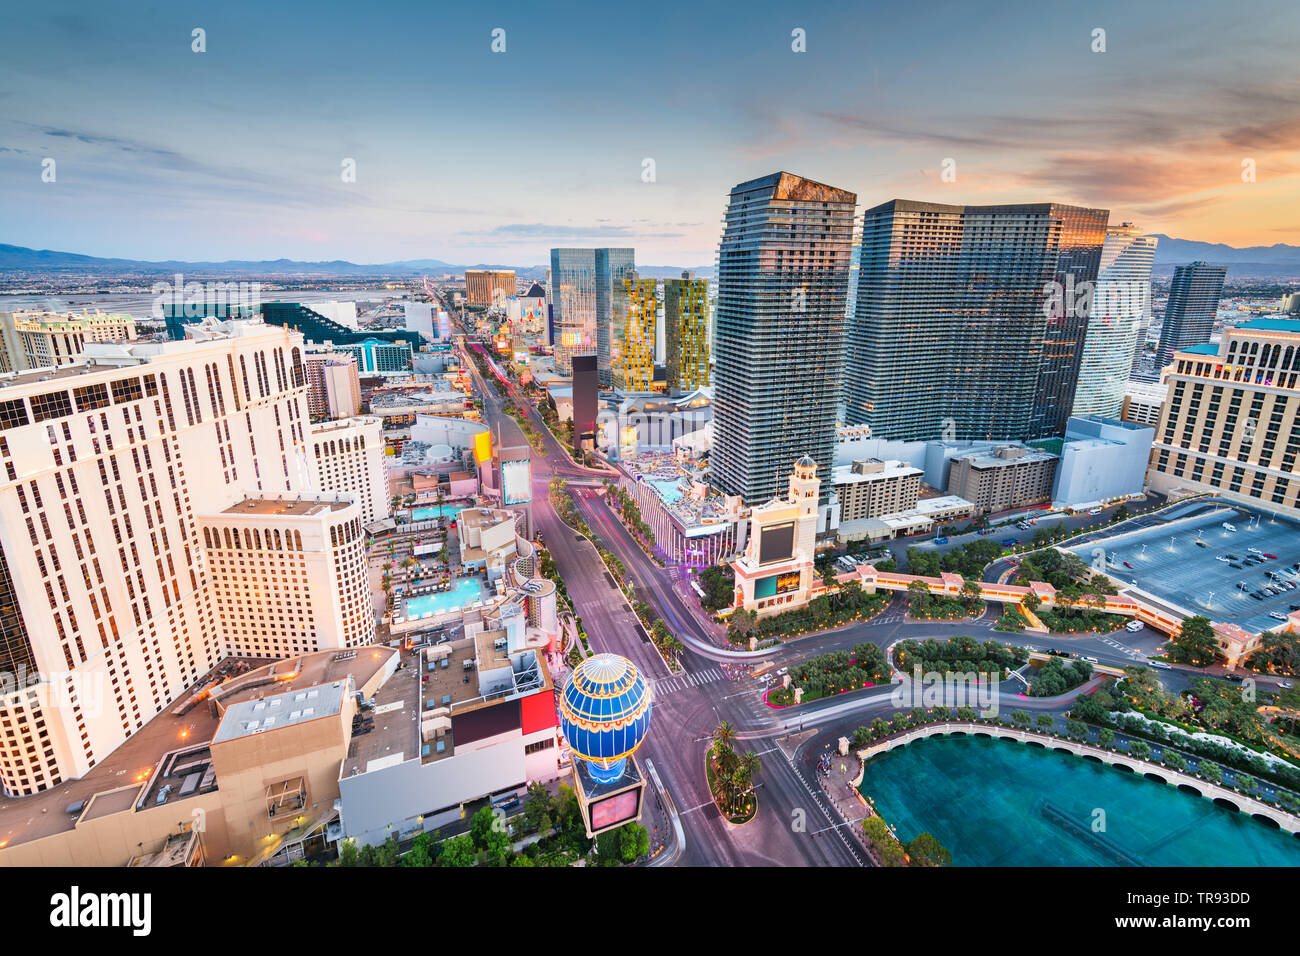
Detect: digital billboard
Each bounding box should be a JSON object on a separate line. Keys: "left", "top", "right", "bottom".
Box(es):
{"left": 502, "top": 457, "right": 532, "bottom": 505}
{"left": 589, "top": 788, "right": 642, "bottom": 833}
{"left": 758, "top": 520, "right": 795, "bottom": 565}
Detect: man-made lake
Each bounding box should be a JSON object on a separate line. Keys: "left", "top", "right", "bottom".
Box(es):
{"left": 860, "top": 735, "right": 1300, "bottom": 866}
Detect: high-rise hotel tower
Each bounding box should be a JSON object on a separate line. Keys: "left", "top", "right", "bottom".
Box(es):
{"left": 0, "top": 322, "right": 374, "bottom": 795}
{"left": 1072, "top": 224, "right": 1158, "bottom": 418}
{"left": 711, "top": 172, "right": 856, "bottom": 506}
{"left": 843, "top": 200, "right": 1107, "bottom": 442}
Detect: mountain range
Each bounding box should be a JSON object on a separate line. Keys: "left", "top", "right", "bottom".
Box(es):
{"left": 3, "top": 238, "right": 1300, "bottom": 280}
{"left": 0, "top": 245, "right": 713, "bottom": 281}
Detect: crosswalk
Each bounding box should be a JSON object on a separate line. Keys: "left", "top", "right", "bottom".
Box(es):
{"left": 652, "top": 666, "right": 725, "bottom": 697}
{"left": 1098, "top": 635, "right": 1146, "bottom": 660}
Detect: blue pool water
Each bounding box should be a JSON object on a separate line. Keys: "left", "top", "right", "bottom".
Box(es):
{"left": 860, "top": 735, "right": 1300, "bottom": 866}
{"left": 403, "top": 579, "right": 484, "bottom": 618}
{"left": 412, "top": 504, "right": 466, "bottom": 522}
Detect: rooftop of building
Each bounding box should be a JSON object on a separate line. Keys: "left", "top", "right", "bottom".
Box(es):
{"left": 619, "top": 453, "right": 734, "bottom": 531}
{"left": 309, "top": 416, "right": 380, "bottom": 435}
{"left": 1238, "top": 318, "right": 1300, "bottom": 333}
{"left": 832, "top": 459, "right": 922, "bottom": 484}
{"left": 1182, "top": 343, "right": 1222, "bottom": 356}
{"left": 1, "top": 309, "right": 135, "bottom": 327}
{"left": 221, "top": 493, "right": 354, "bottom": 517}
{"left": 212, "top": 680, "right": 349, "bottom": 745}
{"left": 0, "top": 648, "right": 396, "bottom": 852}
{"left": 953, "top": 445, "right": 1059, "bottom": 468}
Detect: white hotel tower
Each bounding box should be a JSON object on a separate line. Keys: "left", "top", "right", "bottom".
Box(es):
{"left": 1071, "top": 224, "right": 1158, "bottom": 419}
{"left": 0, "top": 321, "right": 377, "bottom": 796}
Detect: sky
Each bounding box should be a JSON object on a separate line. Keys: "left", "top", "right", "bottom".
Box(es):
{"left": 1, "top": 0, "right": 1298, "bottom": 266}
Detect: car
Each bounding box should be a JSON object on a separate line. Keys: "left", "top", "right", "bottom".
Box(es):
{"left": 1149, "top": 660, "right": 1172, "bottom": 670}
{"left": 1270, "top": 611, "right": 1288, "bottom": 621}
{"left": 1125, "top": 620, "right": 1144, "bottom": 632}
{"left": 776, "top": 667, "right": 788, "bottom": 676}
{"left": 1001, "top": 539, "right": 1018, "bottom": 546}
{"left": 1225, "top": 674, "right": 1244, "bottom": 683}
{"left": 1279, "top": 680, "right": 1294, "bottom": 689}
{"left": 1230, "top": 563, "right": 1243, "bottom": 569}
{"left": 934, "top": 537, "right": 948, "bottom": 545}
{"left": 1084, "top": 656, "right": 1099, "bottom": 663}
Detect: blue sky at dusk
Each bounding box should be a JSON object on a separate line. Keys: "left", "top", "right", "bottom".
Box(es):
{"left": 1, "top": 0, "right": 1298, "bottom": 264}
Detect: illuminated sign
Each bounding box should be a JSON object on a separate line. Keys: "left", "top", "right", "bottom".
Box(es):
{"left": 502, "top": 457, "right": 532, "bottom": 505}
{"left": 775, "top": 571, "right": 801, "bottom": 593}
{"left": 589, "top": 789, "right": 641, "bottom": 832}
{"left": 472, "top": 430, "right": 492, "bottom": 465}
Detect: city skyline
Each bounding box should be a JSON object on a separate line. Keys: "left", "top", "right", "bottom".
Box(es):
{"left": 2, "top": 0, "right": 1299, "bottom": 265}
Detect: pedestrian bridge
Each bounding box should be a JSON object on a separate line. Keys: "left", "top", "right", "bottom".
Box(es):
{"left": 856, "top": 721, "right": 1300, "bottom": 835}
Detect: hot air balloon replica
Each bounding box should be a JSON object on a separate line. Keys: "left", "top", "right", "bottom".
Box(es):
{"left": 559, "top": 652, "right": 652, "bottom": 837}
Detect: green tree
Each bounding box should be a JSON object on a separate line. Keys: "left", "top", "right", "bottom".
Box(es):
{"left": 402, "top": 831, "right": 434, "bottom": 867}
{"left": 620, "top": 823, "right": 650, "bottom": 862}
{"left": 1035, "top": 713, "right": 1055, "bottom": 729}
{"left": 1012, "top": 710, "right": 1031, "bottom": 726}
{"left": 906, "top": 832, "right": 952, "bottom": 867}
{"left": 1098, "top": 727, "right": 1115, "bottom": 747}
{"left": 862, "top": 816, "right": 905, "bottom": 866}
{"left": 439, "top": 833, "right": 477, "bottom": 867}
{"left": 1169, "top": 615, "right": 1218, "bottom": 668}
{"left": 338, "top": 838, "right": 359, "bottom": 867}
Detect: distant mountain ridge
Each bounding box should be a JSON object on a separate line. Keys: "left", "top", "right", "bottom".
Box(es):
{"left": 0, "top": 244, "right": 715, "bottom": 280}
{"left": 4, "top": 238, "right": 1298, "bottom": 280}
{"left": 1149, "top": 235, "right": 1300, "bottom": 266}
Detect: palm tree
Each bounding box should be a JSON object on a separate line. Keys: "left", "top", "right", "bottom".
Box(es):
{"left": 712, "top": 720, "right": 735, "bottom": 754}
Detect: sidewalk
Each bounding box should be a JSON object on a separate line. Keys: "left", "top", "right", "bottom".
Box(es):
{"left": 817, "top": 749, "right": 874, "bottom": 857}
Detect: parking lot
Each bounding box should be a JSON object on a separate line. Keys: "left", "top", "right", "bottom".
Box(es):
{"left": 1067, "top": 502, "right": 1300, "bottom": 633}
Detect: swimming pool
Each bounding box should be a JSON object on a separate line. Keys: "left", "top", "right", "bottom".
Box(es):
{"left": 411, "top": 503, "right": 467, "bottom": 523}
{"left": 402, "top": 578, "right": 484, "bottom": 618}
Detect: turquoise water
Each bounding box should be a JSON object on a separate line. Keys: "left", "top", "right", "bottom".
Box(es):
{"left": 412, "top": 504, "right": 466, "bottom": 522}
{"left": 860, "top": 736, "right": 1300, "bottom": 866}
{"left": 403, "top": 579, "right": 483, "bottom": 617}
{"left": 645, "top": 476, "right": 684, "bottom": 504}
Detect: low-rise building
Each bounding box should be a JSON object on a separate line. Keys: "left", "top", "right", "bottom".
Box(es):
{"left": 833, "top": 458, "right": 922, "bottom": 523}
{"left": 947, "top": 445, "right": 1059, "bottom": 515}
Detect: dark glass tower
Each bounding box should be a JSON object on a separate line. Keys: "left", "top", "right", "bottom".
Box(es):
{"left": 843, "top": 200, "right": 1107, "bottom": 442}
{"left": 594, "top": 248, "right": 635, "bottom": 388}
{"left": 712, "top": 172, "right": 856, "bottom": 506}
{"left": 1153, "top": 261, "right": 1227, "bottom": 376}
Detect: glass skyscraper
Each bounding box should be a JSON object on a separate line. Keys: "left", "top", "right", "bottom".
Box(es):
{"left": 595, "top": 248, "right": 635, "bottom": 388}
{"left": 1152, "top": 261, "right": 1227, "bottom": 377}
{"left": 712, "top": 172, "right": 856, "bottom": 506}
{"left": 1071, "top": 224, "right": 1158, "bottom": 418}
{"left": 613, "top": 271, "right": 658, "bottom": 392}
{"left": 843, "top": 199, "right": 1107, "bottom": 442}
{"left": 663, "top": 272, "right": 710, "bottom": 393}
{"left": 549, "top": 247, "right": 634, "bottom": 381}
{"left": 549, "top": 248, "right": 598, "bottom": 376}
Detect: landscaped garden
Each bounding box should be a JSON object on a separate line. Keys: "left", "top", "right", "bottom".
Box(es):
{"left": 892, "top": 635, "right": 1029, "bottom": 680}
{"left": 767, "top": 642, "right": 892, "bottom": 706}
{"left": 726, "top": 579, "right": 888, "bottom": 643}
